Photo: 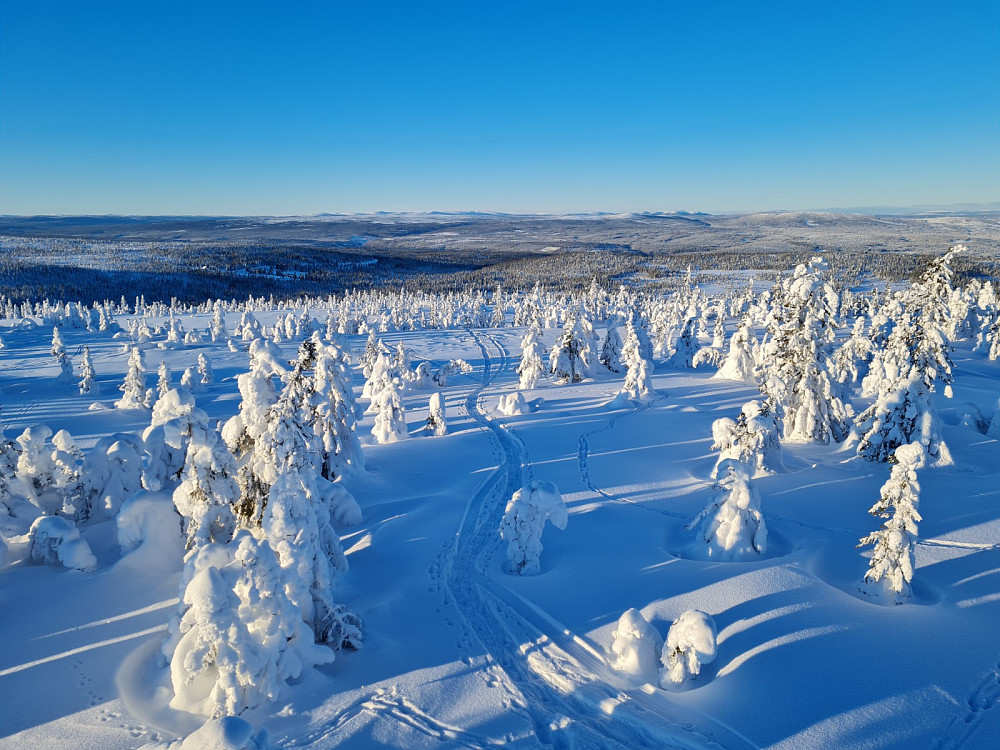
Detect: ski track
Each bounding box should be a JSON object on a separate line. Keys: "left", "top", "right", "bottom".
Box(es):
{"left": 428, "top": 330, "right": 748, "bottom": 749}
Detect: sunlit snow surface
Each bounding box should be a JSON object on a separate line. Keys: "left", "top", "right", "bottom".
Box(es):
{"left": 1, "top": 312, "right": 999, "bottom": 749}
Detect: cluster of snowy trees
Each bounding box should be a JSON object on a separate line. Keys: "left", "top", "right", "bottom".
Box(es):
{"left": 609, "top": 607, "right": 718, "bottom": 689}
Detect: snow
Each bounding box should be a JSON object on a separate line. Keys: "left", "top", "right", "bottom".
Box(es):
{"left": 1, "top": 289, "right": 999, "bottom": 750}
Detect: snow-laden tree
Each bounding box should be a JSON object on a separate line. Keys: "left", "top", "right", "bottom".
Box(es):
{"left": 618, "top": 317, "right": 656, "bottom": 401}
{"left": 240, "top": 359, "right": 362, "bottom": 651}
{"left": 117, "top": 346, "right": 148, "bottom": 409}
{"left": 173, "top": 423, "right": 239, "bottom": 549}
{"left": 14, "top": 425, "right": 59, "bottom": 512}
{"left": 51, "top": 327, "right": 76, "bottom": 384}
{"left": 27, "top": 515, "right": 96, "bottom": 572}
{"left": 688, "top": 460, "right": 767, "bottom": 561}
{"left": 783, "top": 340, "right": 850, "bottom": 444}
{"left": 426, "top": 392, "right": 447, "bottom": 436}
{"left": 163, "top": 534, "right": 334, "bottom": 720}
{"left": 709, "top": 399, "right": 782, "bottom": 478}
{"left": 78, "top": 345, "right": 97, "bottom": 395}
{"left": 371, "top": 375, "right": 408, "bottom": 444}
{"left": 143, "top": 388, "right": 210, "bottom": 492}
{"left": 712, "top": 321, "right": 756, "bottom": 382}
{"left": 858, "top": 442, "right": 925, "bottom": 604}
{"left": 609, "top": 608, "right": 663, "bottom": 682}
{"left": 498, "top": 480, "right": 566, "bottom": 575}
{"left": 362, "top": 349, "right": 395, "bottom": 407}
{"left": 861, "top": 308, "right": 954, "bottom": 400}
{"left": 549, "top": 314, "right": 591, "bottom": 384}
{"left": 157, "top": 360, "right": 172, "bottom": 399}
{"left": 599, "top": 317, "right": 624, "bottom": 373}
{"left": 857, "top": 376, "right": 951, "bottom": 465}
{"left": 666, "top": 318, "right": 698, "bottom": 369}
{"left": 517, "top": 325, "right": 546, "bottom": 389}
{"left": 307, "top": 336, "right": 365, "bottom": 479}
{"left": 198, "top": 353, "right": 214, "bottom": 385}
{"left": 831, "top": 316, "right": 874, "bottom": 392}
{"left": 660, "top": 610, "right": 718, "bottom": 687}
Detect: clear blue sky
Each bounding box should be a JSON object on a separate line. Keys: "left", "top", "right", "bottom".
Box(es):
{"left": 1, "top": 1, "right": 998, "bottom": 215}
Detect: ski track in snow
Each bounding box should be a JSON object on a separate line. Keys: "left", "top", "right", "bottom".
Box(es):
{"left": 423, "top": 330, "right": 752, "bottom": 749}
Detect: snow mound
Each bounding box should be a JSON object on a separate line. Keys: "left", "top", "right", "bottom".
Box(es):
{"left": 140, "top": 716, "right": 272, "bottom": 750}
{"left": 497, "top": 392, "right": 529, "bottom": 416}
{"left": 117, "top": 491, "right": 184, "bottom": 568}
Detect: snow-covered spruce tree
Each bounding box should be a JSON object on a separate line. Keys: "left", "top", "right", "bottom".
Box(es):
{"left": 498, "top": 480, "right": 567, "bottom": 575}
{"left": 831, "top": 316, "right": 874, "bottom": 393}
{"left": 757, "top": 259, "right": 848, "bottom": 444}
{"left": 688, "top": 459, "right": 767, "bottom": 561}
{"left": 78, "top": 345, "right": 97, "bottom": 395}
{"left": 209, "top": 302, "right": 227, "bottom": 343}
{"left": 660, "top": 610, "right": 718, "bottom": 687}
{"left": 307, "top": 336, "right": 365, "bottom": 480}
{"left": 241, "top": 352, "right": 362, "bottom": 650}
{"left": 180, "top": 366, "right": 202, "bottom": 392}
{"left": 549, "top": 315, "right": 586, "bottom": 384}
{"left": 517, "top": 324, "right": 546, "bottom": 390}
{"left": 911, "top": 244, "right": 964, "bottom": 330}
{"left": 857, "top": 442, "right": 925, "bottom": 604}
{"left": 143, "top": 387, "right": 210, "bottom": 492}
{"left": 783, "top": 337, "right": 850, "bottom": 444}
{"left": 362, "top": 349, "right": 395, "bottom": 407}
{"left": 371, "top": 375, "right": 408, "bottom": 444}
{"left": 198, "top": 352, "right": 214, "bottom": 385}
{"left": 712, "top": 320, "right": 756, "bottom": 382}
{"left": 52, "top": 327, "right": 76, "bottom": 384}
{"left": 666, "top": 318, "right": 698, "bottom": 369}
{"left": 862, "top": 308, "right": 954, "bottom": 401}
{"left": 157, "top": 360, "right": 172, "bottom": 399}
{"left": 856, "top": 375, "right": 951, "bottom": 465}
{"left": 173, "top": 423, "right": 239, "bottom": 549}
{"left": 117, "top": 346, "right": 148, "bottom": 410}
{"left": 599, "top": 316, "right": 624, "bottom": 373}
{"left": 426, "top": 392, "right": 447, "bottom": 436}
{"left": 223, "top": 339, "right": 287, "bottom": 523}
{"left": 165, "top": 554, "right": 270, "bottom": 718}
{"left": 609, "top": 608, "right": 663, "bottom": 682}
{"left": 618, "top": 317, "right": 656, "bottom": 401}
{"left": 709, "top": 399, "right": 782, "bottom": 478}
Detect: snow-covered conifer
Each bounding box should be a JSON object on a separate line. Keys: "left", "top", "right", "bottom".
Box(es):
{"left": 710, "top": 399, "right": 782, "bottom": 478}
{"left": 858, "top": 442, "right": 925, "bottom": 604}
{"left": 198, "top": 352, "right": 214, "bottom": 385}
{"left": 857, "top": 376, "right": 951, "bottom": 465}
{"left": 599, "top": 317, "right": 624, "bottom": 373}
{"left": 609, "top": 608, "right": 663, "bottom": 682}
{"left": 549, "top": 315, "right": 585, "bottom": 384}
{"left": 157, "top": 360, "right": 172, "bottom": 399}
{"left": 426, "top": 392, "right": 447, "bottom": 436}
{"left": 712, "top": 321, "right": 756, "bottom": 382}
{"left": 666, "top": 319, "right": 698, "bottom": 369}
{"left": 688, "top": 459, "right": 767, "bottom": 560}
{"left": 78, "top": 345, "right": 97, "bottom": 395}
{"left": 498, "top": 480, "right": 567, "bottom": 575}
{"left": 660, "top": 610, "right": 718, "bottom": 687}
{"left": 371, "top": 375, "right": 407, "bottom": 444}
{"left": 117, "top": 346, "right": 148, "bottom": 409}
{"left": 618, "top": 317, "right": 656, "bottom": 400}
{"left": 173, "top": 423, "right": 239, "bottom": 549}
{"left": 517, "top": 325, "right": 546, "bottom": 389}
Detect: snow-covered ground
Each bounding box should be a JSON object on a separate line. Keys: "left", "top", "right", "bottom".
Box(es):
{"left": 1, "top": 299, "right": 999, "bottom": 750}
